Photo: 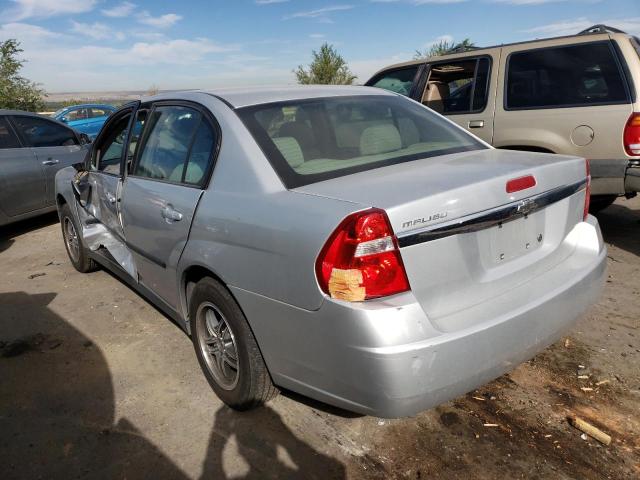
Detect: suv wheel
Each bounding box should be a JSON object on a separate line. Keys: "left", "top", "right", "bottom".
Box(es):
{"left": 190, "top": 277, "right": 278, "bottom": 409}
{"left": 59, "top": 203, "right": 97, "bottom": 273}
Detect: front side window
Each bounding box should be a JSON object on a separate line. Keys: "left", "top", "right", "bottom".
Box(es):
{"left": 11, "top": 116, "right": 78, "bottom": 147}
{"left": 90, "top": 108, "right": 111, "bottom": 118}
{"left": 0, "top": 117, "right": 21, "bottom": 149}
{"left": 133, "top": 105, "right": 211, "bottom": 185}
{"left": 506, "top": 42, "right": 628, "bottom": 109}
{"left": 368, "top": 66, "right": 419, "bottom": 96}
{"left": 240, "top": 95, "right": 485, "bottom": 188}
{"left": 422, "top": 57, "right": 491, "bottom": 114}
{"left": 92, "top": 113, "right": 131, "bottom": 174}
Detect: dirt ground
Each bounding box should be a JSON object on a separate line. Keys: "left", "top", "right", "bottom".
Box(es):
{"left": 1, "top": 197, "right": 638, "bottom": 480}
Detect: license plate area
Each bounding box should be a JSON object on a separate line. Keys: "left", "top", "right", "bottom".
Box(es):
{"left": 485, "top": 214, "right": 545, "bottom": 265}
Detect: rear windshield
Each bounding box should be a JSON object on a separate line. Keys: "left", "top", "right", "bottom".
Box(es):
{"left": 239, "top": 95, "right": 485, "bottom": 188}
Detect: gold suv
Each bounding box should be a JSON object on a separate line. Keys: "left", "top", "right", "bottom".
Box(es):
{"left": 366, "top": 25, "right": 640, "bottom": 211}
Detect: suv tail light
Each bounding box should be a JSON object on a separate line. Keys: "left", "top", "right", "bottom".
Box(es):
{"left": 624, "top": 113, "right": 640, "bottom": 156}
{"left": 316, "top": 209, "right": 410, "bottom": 301}
{"left": 584, "top": 158, "right": 591, "bottom": 220}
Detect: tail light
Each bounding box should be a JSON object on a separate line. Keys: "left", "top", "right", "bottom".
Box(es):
{"left": 624, "top": 113, "right": 640, "bottom": 156}
{"left": 316, "top": 209, "right": 410, "bottom": 301}
{"left": 584, "top": 158, "right": 591, "bottom": 220}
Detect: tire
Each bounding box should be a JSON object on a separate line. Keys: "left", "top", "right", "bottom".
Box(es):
{"left": 589, "top": 195, "right": 617, "bottom": 214}
{"left": 190, "top": 277, "right": 278, "bottom": 410}
{"left": 59, "top": 203, "right": 98, "bottom": 273}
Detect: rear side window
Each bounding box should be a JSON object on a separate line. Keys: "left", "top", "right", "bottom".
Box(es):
{"left": 0, "top": 117, "right": 21, "bottom": 149}
{"left": 367, "top": 66, "right": 419, "bottom": 96}
{"left": 133, "top": 105, "right": 215, "bottom": 186}
{"left": 506, "top": 42, "right": 629, "bottom": 109}
{"left": 422, "top": 57, "right": 491, "bottom": 114}
{"left": 12, "top": 116, "right": 78, "bottom": 147}
{"left": 239, "top": 95, "right": 485, "bottom": 188}
{"left": 90, "top": 108, "right": 111, "bottom": 118}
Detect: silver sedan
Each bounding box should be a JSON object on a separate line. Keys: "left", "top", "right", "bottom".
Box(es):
{"left": 0, "top": 110, "right": 89, "bottom": 226}
{"left": 55, "top": 86, "right": 606, "bottom": 417}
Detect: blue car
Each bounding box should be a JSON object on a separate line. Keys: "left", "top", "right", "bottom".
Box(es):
{"left": 53, "top": 104, "right": 116, "bottom": 139}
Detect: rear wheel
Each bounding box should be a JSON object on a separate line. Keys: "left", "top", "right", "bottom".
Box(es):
{"left": 190, "top": 277, "right": 278, "bottom": 410}
{"left": 59, "top": 203, "right": 97, "bottom": 273}
{"left": 589, "top": 195, "right": 617, "bottom": 214}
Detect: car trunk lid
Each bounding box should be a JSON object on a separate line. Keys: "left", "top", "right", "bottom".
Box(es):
{"left": 294, "top": 149, "right": 588, "bottom": 330}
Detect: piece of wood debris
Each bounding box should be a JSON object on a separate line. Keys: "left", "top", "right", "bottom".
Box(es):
{"left": 544, "top": 434, "right": 552, "bottom": 438}
{"left": 567, "top": 416, "right": 611, "bottom": 446}
{"left": 578, "top": 375, "right": 590, "bottom": 379}
{"left": 472, "top": 396, "right": 485, "bottom": 401}
{"left": 595, "top": 379, "right": 610, "bottom": 386}
{"left": 564, "top": 338, "right": 571, "bottom": 348}
{"left": 581, "top": 387, "right": 594, "bottom": 392}
{"left": 483, "top": 423, "right": 499, "bottom": 427}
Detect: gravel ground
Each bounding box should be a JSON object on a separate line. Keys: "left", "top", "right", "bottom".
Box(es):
{"left": 0, "top": 197, "right": 638, "bottom": 480}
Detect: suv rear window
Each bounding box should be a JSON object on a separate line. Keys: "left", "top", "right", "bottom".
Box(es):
{"left": 506, "top": 42, "right": 629, "bottom": 109}
{"left": 239, "top": 95, "right": 485, "bottom": 188}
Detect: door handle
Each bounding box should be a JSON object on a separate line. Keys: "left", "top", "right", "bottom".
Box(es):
{"left": 468, "top": 120, "right": 485, "bottom": 129}
{"left": 42, "top": 158, "right": 60, "bottom": 166}
{"left": 105, "top": 192, "right": 117, "bottom": 204}
{"left": 161, "top": 206, "right": 183, "bottom": 222}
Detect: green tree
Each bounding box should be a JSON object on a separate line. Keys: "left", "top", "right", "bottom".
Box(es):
{"left": 295, "top": 43, "right": 356, "bottom": 85}
{"left": 413, "top": 38, "right": 476, "bottom": 60}
{"left": 0, "top": 39, "right": 46, "bottom": 112}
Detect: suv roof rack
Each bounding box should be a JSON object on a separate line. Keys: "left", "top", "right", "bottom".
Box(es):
{"left": 578, "top": 24, "right": 626, "bottom": 35}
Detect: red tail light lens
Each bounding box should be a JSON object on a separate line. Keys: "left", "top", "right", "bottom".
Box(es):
{"left": 316, "top": 209, "right": 410, "bottom": 301}
{"left": 624, "top": 113, "right": 640, "bottom": 156}
{"left": 584, "top": 158, "right": 591, "bottom": 220}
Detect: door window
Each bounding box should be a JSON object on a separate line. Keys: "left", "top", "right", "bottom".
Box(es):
{"left": 12, "top": 116, "right": 78, "bottom": 147}
{"left": 65, "top": 108, "right": 89, "bottom": 121}
{"left": 92, "top": 113, "right": 131, "bottom": 174}
{"left": 505, "top": 42, "right": 628, "bottom": 109}
{"left": 90, "top": 108, "right": 111, "bottom": 118}
{"left": 421, "top": 57, "right": 491, "bottom": 114}
{"left": 0, "top": 117, "right": 21, "bottom": 149}
{"left": 367, "top": 66, "right": 420, "bottom": 96}
{"left": 133, "top": 106, "right": 213, "bottom": 186}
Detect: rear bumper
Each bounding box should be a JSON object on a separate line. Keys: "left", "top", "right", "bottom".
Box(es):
{"left": 232, "top": 216, "right": 606, "bottom": 418}
{"left": 590, "top": 158, "right": 640, "bottom": 195}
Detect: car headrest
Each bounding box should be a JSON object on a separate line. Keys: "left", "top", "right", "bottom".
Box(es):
{"left": 273, "top": 137, "right": 305, "bottom": 168}
{"left": 360, "top": 124, "right": 402, "bottom": 156}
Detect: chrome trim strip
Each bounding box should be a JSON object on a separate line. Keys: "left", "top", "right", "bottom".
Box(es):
{"left": 397, "top": 178, "right": 587, "bottom": 248}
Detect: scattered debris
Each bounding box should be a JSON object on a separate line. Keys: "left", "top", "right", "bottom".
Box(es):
{"left": 577, "top": 375, "right": 589, "bottom": 379}
{"left": 595, "top": 380, "right": 610, "bottom": 386}
{"left": 472, "top": 396, "right": 486, "bottom": 401}
{"left": 483, "top": 423, "right": 499, "bottom": 428}
{"left": 580, "top": 387, "right": 594, "bottom": 392}
{"left": 568, "top": 416, "right": 612, "bottom": 446}
{"left": 28, "top": 272, "right": 46, "bottom": 279}
{"left": 564, "top": 338, "right": 571, "bottom": 348}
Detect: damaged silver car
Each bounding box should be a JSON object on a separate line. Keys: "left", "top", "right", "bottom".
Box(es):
{"left": 55, "top": 87, "right": 606, "bottom": 417}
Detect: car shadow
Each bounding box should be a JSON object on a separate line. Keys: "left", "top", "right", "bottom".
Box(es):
{"left": 594, "top": 200, "right": 640, "bottom": 257}
{"left": 0, "top": 291, "right": 346, "bottom": 479}
{"left": 0, "top": 212, "right": 59, "bottom": 254}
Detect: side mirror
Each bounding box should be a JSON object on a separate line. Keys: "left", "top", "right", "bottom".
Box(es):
{"left": 79, "top": 133, "right": 92, "bottom": 145}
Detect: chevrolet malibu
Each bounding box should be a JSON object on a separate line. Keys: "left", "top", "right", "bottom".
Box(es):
{"left": 55, "top": 86, "right": 606, "bottom": 417}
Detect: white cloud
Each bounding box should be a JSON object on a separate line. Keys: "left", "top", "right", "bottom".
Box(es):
{"left": 423, "top": 34, "right": 454, "bottom": 48}
{"left": 69, "top": 20, "right": 125, "bottom": 41}
{"left": 309, "top": 33, "right": 325, "bottom": 38}
{"left": 3, "top": 0, "right": 97, "bottom": 21}
{"left": 524, "top": 17, "right": 640, "bottom": 37}
{"left": 349, "top": 52, "right": 413, "bottom": 81}
{"left": 101, "top": 1, "right": 136, "bottom": 18}
{"left": 255, "top": 0, "right": 290, "bottom": 4}
{"left": 0, "top": 22, "right": 60, "bottom": 42}
{"left": 138, "top": 12, "right": 182, "bottom": 28}
{"left": 284, "top": 5, "right": 354, "bottom": 21}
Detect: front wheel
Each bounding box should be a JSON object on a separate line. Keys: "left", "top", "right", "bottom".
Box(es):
{"left": 190, "top": 277, "right": 278, "bottom": 410}
{"left": 59, "top": 203, "right": 97, "bottom": 273}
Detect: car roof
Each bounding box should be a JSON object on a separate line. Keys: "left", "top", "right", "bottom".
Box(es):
{"left": 59, "top": 104, "right": 115, "bottom": 110}
{"left": 370, "top": 30, "right": 632, "bottom": 76}
{"left": 0, "top": 110, "right": 48, "bottom": 117}
{"left": 143, "top": 85, "right": 396, "bottom": 109}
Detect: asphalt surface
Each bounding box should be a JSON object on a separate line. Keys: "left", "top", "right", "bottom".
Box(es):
{"left": 1, "top": 196, "right": 638, "bottom": 479}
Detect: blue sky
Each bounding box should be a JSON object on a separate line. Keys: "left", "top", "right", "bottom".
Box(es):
{"left": 0, "top": 0, "right": 638, "bottom": 92}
